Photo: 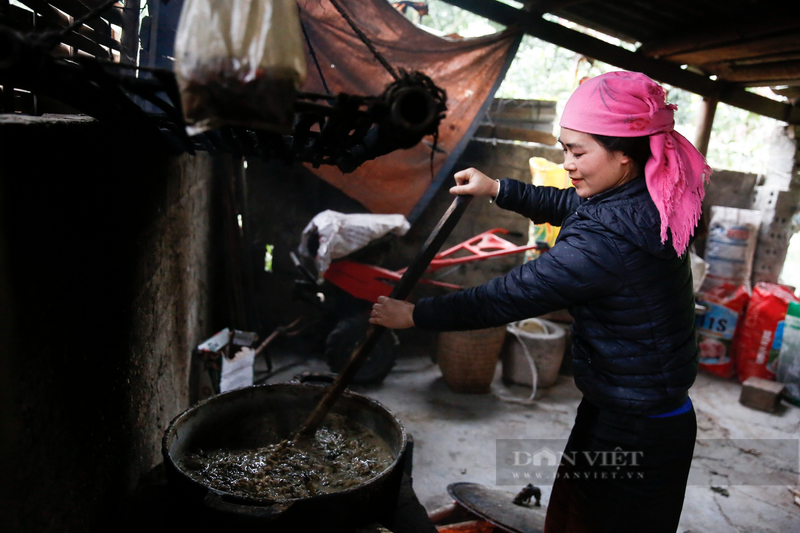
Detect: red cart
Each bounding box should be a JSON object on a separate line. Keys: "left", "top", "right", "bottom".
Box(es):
{"left": 292, "top": 229, "right": 548, "bottom": 383}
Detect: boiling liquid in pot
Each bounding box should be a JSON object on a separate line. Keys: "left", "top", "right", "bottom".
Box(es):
{"left": 178, "top": 413, "right": 394, "bottom": 500}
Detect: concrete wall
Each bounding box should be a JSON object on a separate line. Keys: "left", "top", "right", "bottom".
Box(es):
{"left": 752, "top": 125, "right": 800, "bottom": 286}
{"left": 0, "top": 115, "right": 222, "bottom": 531}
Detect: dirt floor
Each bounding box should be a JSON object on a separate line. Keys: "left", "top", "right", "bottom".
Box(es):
{"left": 258, "top": 337, "right": 800, "bottom": 532}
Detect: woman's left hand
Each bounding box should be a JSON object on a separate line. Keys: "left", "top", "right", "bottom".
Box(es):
{"left": 370, "top": 296, "right": 415, "bottom": 329}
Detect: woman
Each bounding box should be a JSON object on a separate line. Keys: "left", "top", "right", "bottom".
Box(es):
{"left": 370, "top": 71, "right": 711, "bottom": 532}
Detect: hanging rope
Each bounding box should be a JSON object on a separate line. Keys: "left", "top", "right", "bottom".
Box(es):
{"left": 492, "top": 326, "right": 539, "bottom": 405}
{"left": 300, "top": 20, "right": 332, "bottom": 95}
{"left": 327, "top": 0, "right": 400, "bottom": 81}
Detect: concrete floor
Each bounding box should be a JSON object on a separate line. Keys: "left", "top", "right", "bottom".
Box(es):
{"left": 259, "top": 338, "right": 800, "bottom": 532}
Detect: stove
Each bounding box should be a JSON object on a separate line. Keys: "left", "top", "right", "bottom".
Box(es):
{"left": 123, "top": 439, "right": 436, "bottom": 533}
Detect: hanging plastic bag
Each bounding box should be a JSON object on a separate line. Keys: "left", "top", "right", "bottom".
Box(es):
{"left": 174, "top": 0, "right": 308, "bottom": 136}
{"left": 689, "top": 248, "right": 709, "bottom": 294}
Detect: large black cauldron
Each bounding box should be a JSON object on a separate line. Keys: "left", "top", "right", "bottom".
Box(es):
{"left": 162, "top": 382, "right": 407, "bottom": 532}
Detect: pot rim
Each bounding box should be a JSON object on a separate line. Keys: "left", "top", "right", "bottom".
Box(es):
{"left": 161, "top": 382, "right": 407, "bottom": 506}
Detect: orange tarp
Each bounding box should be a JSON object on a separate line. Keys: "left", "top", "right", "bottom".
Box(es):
{"left": 298, "top": 0, "right": 521, "bottom": 220}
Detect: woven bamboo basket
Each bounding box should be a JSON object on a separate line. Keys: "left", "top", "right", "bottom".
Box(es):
{"left": 436, "top": 326, "right": 507, "bottom": 393}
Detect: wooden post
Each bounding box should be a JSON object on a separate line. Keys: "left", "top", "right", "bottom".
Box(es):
{"left": 120, "top": 0, "right": 141, "bottom": 66}
{"left": 694, "top": 96, "right": 718, "bottom": 157}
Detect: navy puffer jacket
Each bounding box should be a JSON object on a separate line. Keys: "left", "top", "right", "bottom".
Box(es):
{"left": 413, "top": 177, "right": 698, "bottom": 415}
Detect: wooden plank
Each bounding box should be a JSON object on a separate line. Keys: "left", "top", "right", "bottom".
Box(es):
{"left": 530, "top": 0, "right": 588, "bottom": 14}
{"left": 18, "top": 0, "right": 112, "bottom": 35}
{"left": 547, "top": 10, "right": 643, "bottom": 45}
{"left": 23, "top": 6, "right": 119, "bottom": 51}
{"left": 725, "top": 52, "right": 800, "bottom": 67}
{"left": 49, "top": 0, "right": 123, "bottom": 28}
{"left": 28, "top": 13, "right": 107, "bottom": 57}
{"left": 59, "top": 24, "right": 112, "bottom": 58}
{"left": 15, "top": 0, "right": 70, "bottom": 28}
{"left": 52, "top": 42, "right": 70, "bottom": 57}
{"left": 77, "top": 22, "right": 120, "bottom": 50}
{"left": 487, "top": 99, "right": 557, "bottom": 123}
{"left": 119, "top": 0, "right": 140, "bottom": 65}
{"left": 559, "top": 2, "right": 677, "bottom": 44}
{"left": 440, "top": 0, "right": 800, "bottom": 123}
{"left": 639, "top": 14, "right": 800, "bottom": 59}
{"left": 710, "top": 61, "right": 800, "bottom": 85}
{"left": 474, "top": 124, "right": 557, "bottom": 145}
{"left": 10, "top": 0, "right": 121, "bottom": 55}
{"left": 3, "top": 4, "right": 35, "bottom": 30}
{"left": 667, "top": 33, "right": 800, "bottom": 66}
{"left": 637, "top": 0, "right": 707, "bottom": 20}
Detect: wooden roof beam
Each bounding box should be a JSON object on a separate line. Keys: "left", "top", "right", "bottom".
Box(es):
{"left": 527, "top": 0, "right": 589, "bottom": 15}
{"left": 441, "top": 0, "right": 800, "bottom": 124}
{"left": 708, "top": 61, "right": 800, "bottom": 86}
{"left": 638, "top": 13, "right": 800, "bottom": 59}
{"left": 666, "top": 33, "right": 800, "bottom": 66}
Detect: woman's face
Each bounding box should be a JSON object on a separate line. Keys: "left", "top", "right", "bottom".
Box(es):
{"left": 559, "top": 128, "right": 636, "bottom": 198}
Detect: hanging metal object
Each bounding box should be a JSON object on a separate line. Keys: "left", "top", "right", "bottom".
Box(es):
{"left": 0, "top": 0, "right": 447, "bottom": 173}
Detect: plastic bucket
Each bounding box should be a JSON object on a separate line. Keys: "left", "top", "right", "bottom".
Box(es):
{"left": 528, "top": 157, "right": 572, "bottom": 257}
{"left": 502, "top": 319, "right": 566, "bottom": 389}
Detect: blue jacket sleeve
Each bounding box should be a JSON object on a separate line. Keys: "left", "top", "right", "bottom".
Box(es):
{"left": 496, "top": 178, "right": 582, "bottom": 226}
{"left": 412, "top": 223, "right": 625, "bottom": 331}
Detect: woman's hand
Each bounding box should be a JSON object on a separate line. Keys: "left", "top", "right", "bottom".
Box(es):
{"left": 370, "top": 296, "right": 415, "bottom": 329}
{"left": 451, "top": 168, "right": 499, "bottom": 198}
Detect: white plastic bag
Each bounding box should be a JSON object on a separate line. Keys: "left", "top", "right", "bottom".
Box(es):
{"left": 690, "top": 248, "right": 709, "bottom": 294}
{"left": 174, "top": 0, "right": 308, "bottom": 135}
{"left": 298, "top": 210, "right": 411, "bottom": 278}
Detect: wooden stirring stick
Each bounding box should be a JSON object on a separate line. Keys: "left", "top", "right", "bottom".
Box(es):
{"left": 293, "top": 195, "right": 473, "bottom": 439}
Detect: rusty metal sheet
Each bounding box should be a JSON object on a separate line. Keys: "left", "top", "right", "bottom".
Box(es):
{"left": 298, "top": 0, "right": 521, "bottom": 219}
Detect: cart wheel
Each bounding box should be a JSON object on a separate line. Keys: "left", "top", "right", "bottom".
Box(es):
{"left": 325, "top": 314, "right": 397, "bottom": 384}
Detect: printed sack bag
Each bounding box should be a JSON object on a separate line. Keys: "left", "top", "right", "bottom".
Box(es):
{"left": 733, "top": 282, "right": 800, "bottom": 382}
{"left": 696, "top": 283, "right": 749, "bottom": 378}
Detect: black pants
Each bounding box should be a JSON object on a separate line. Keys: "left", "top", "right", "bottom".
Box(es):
{"left": 544, "top": 399, "right": 696, "bottom": 533}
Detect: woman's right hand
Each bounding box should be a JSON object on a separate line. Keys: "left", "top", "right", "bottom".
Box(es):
{"left": 451, "top": 168, "right": 499, "bottom": 198}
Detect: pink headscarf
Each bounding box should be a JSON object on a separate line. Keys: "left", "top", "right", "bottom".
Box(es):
{"left": 559, "top": 71, "right": 712, "bottom": 257}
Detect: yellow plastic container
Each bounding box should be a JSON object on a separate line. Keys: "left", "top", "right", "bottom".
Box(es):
{"left": 528, "top": 157, "right": 572, "bottom": 258}
{"left": 529, "top": 157, "right": 570, "bottom": 188}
